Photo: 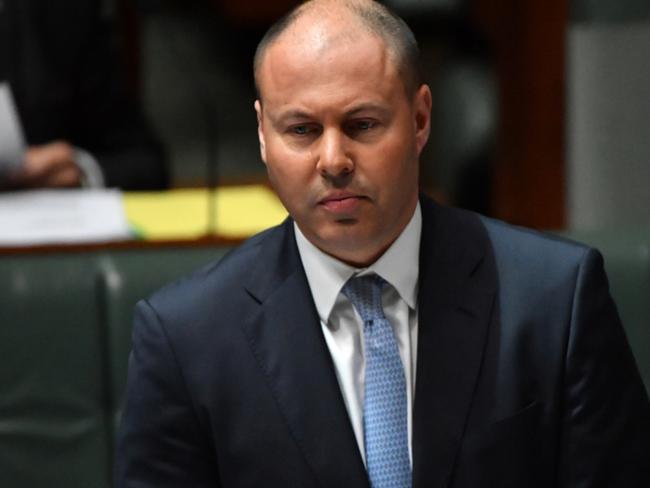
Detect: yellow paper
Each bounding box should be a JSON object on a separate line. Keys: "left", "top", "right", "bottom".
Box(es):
{"left": 123, "top": 186, "right": 287, "bottom": 240}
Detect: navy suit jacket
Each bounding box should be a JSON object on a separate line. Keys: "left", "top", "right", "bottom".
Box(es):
{"left": 116, "top": 198, "right": 650, "bottom": 487}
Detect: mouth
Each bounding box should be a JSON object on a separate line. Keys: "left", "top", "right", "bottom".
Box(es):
{"left": 318, "top": 192, "right": 366, "bottom": 214}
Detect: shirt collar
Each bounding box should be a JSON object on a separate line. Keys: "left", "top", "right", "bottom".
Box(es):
{"left": 295, "top": 202, "right": 421, "bottom": 324}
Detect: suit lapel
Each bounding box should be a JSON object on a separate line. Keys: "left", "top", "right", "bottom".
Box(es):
{"left": 242, "top": 220, "right": 369, "bottom": 488}
{"left": 412, "top": 200, "right": 496, "bottom": 488}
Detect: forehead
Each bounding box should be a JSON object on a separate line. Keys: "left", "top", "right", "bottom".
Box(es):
{"left": 257, "top": 18, "right": 405, "bottom": 107}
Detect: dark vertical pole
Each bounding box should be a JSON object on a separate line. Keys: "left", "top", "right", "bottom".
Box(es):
{"left": 115, "top": 0, "right": 142, "bottom": 97}
{"left": 472, "top": 0, "right": 567, "bottom": 229}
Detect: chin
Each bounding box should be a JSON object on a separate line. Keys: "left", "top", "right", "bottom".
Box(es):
{"left": 314, "top": 227, "right": 384, "bottom": 264}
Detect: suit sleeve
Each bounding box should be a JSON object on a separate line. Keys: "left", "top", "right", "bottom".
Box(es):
{"left": 559, "top": 249, "right": 650, "bottom": 486}
{"left": 114, "top": 299, "right": 220, "bottom": 488}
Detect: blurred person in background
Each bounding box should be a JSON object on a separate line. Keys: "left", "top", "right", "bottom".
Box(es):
{"left": 0, "top": 0, "right": 167, "bottom": 190}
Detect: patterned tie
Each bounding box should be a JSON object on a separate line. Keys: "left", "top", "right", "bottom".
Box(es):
{"left": 343, "top": 275, "right": 411, "bottom": 488}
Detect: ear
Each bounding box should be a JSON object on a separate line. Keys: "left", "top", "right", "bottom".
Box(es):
{"left": 413, "top": 84, "right": 432, "bottom": 156}
{"left": 254, "top": 100, "right": 267, "bottom": 164}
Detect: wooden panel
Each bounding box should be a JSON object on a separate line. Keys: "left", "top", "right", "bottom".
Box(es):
{"left": 472, "top": 0, "right": 567, "bottom": 229}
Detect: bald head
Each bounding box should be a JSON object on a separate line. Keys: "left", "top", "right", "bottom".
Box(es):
{"left": 254, "top": 0, "right": 421, "bottom": 100}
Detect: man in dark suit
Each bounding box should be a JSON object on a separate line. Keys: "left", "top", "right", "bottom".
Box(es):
{"left": 115, "top": 1, "right": 650, "bottom": 486}
{"left": 0, "top": 0, "right": 166, "bottom": 189}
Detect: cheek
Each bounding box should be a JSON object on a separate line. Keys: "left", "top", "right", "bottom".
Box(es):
{"left": 367, "top": 144, "right": 419, "bottom": 209}
{"left": 267, "top": 137, "right": 318, "bottom": 177}
{"left": 372, "top": 139, "right": 418, "bottom": 180}
{"left": 264, "top": 149, "right": 314, "bottom": 208}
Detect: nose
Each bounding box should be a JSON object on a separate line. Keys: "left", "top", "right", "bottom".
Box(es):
{"left": 316, "top": 128, "right": 353, "bottom": 179}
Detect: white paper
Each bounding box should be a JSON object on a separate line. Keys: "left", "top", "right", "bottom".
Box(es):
{"left": 0, "top": 189, "right": 132, "bottom": 246}
{"left": 0, "top": 83, "right": 26, "bottom": 174}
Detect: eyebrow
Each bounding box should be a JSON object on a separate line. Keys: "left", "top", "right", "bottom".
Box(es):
{"left": 272, "top": 103, "right": 391, "bottom": 125}
{"left": 345, "top": 103, "right": 391, "bottom": 118}
{"left": 273, "top": 110, "right": 313, "bottom": 125}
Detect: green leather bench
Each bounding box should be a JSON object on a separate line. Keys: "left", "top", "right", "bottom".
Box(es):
{"left": 0, "top": 254, "right": 109, "bottom": 488}
{"left": 0, "top": 246, "right": 230, "bottom": 488}
{"left": 0, "top": 226, "right": 648, "bottom": 487}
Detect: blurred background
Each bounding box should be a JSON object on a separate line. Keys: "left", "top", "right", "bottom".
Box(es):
{"left": 125, "top": 0, "right": 648, "bottom": 231}
{"left": 1, "top": 1, "right": 649, "bottom": 487}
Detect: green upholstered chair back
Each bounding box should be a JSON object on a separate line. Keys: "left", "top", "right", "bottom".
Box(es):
{"left": 0, "top": 254, "right": 111, "bottom": 488}
{"left": 0, "top": 247, "right": 229, "bottom": 488}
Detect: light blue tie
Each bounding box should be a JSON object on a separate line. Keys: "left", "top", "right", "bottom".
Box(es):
{"left": 343, "top": 275, "right": 411, "bottom": 488}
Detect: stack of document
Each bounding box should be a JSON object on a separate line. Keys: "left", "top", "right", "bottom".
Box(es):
{"left": 0, "top": 185, "right": 287, "bottom": 246}
{"left": 0, "top": 189, "right": 131, "bottom": 246}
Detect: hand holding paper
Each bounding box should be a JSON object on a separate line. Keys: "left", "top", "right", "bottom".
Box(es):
{"left": 0, "top": 84, "right": 82, "bottom": 188}
{"left": 11, "top": 141, "right": 82, "bottom": 188}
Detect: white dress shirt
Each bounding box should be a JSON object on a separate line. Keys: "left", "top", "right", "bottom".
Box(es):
{"left": 294, "top": 203, "right": 421, "bottom": 466}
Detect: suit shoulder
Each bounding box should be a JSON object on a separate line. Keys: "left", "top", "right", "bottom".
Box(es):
{"left": 479, "top": 215, "right": 593, "bottom": 267}
{"left": 145, "top": 224, "right": 280, "bottom": 318}
{"left": 472, "top": 215, "right": 610, "bottom": 306}
{"left": 423, "top": 199, "right": 592, "bottom": 265}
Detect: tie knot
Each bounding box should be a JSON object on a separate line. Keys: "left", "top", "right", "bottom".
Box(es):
{"left": 342, "top": 274, "right": 386, "bottom": 322}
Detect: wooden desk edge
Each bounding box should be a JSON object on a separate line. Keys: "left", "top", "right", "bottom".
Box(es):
{"left": 0, "top": 235, "right": 244, "bottom": 256}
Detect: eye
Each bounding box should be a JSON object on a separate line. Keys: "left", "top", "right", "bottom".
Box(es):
{"left": 345, "top": 119, "right": 379, "bottom": 137}
{"left": 347, "top": 119, "right": 377, "bottom": 133}
{"left": 287, "top": 124, "right": 319, "bottom": 137}
{"left": 356, "top": 120, "right": 375, "bottom": 130}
